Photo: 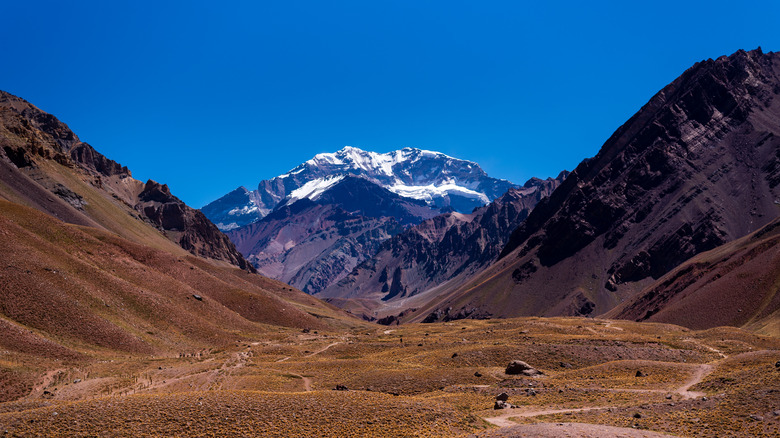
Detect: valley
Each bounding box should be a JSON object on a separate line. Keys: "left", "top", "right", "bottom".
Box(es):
{"left": 1, "top": 318, "right": 778, "bottom": 437}
{"left": 1, "top": 40, "right": 779, "bottom": 437}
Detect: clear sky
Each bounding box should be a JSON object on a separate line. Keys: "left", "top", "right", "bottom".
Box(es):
{"left": 1, "top": 1, "right": 778, "bottom": 208}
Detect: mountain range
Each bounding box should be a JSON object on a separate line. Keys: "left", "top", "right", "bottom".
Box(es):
{"left": 397, "top": 48, "right": 780, "bottom": 328}
{"left": 204, "top": 147, "right": 523, "bottom": 296}
{"left": 318, "top": 172, "right": 568, "bottom": 320}
{"left": 202, "top": 146, "right": 516, "bottom": 231}
{"left": 2, "top": 47, "right": 779, "bottom": 351}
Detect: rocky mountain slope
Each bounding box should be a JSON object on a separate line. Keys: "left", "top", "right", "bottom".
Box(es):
{"left": 0, "top": 90, "right": 360, "bottom": 365}
{"left": 227, "top": 175, "right": 442, "bottom": 294}
{"left": 202, "top": 146, "right": 516, "bottom": 231}
{"left": 0, "top": 90, "right": 253, "bottom": 271}
{"left": 319, "top": 173, "right": 567, "bottom": 319}
{"left": 606, "top": 215, "right": 780, "bottom": 336}
{"left": 404, "top": 48, "right": 780, "bottom": 323}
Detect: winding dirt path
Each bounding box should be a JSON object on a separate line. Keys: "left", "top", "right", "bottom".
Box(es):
{"left": 482, "top": 355, "right": 718, "bottom": 428}
{"left": 676, "top": 364, "right": 712, "bottom": 399}
{"left": 484, "top": 406, "right": 616, "bottom": 427}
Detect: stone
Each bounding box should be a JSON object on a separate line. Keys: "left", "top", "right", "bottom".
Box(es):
{"left": 494, "top": 400, "right": 512, "bottom": 410}
{"left": 633, "top": 413, "right": 642, "bottom": 419}
{"left": 750, "top": 414, "right": 764, "bottom": 421}
{"left": 559, "top": 362, "right": 573, "bottom": 369}
{"left": 192, "top": 294, "right": 203, "bottom": 301}
{"left": 505, "top": 360, "right": 542, "bottom": 376}
{"left": 635, "top": 370, "right": 647, "bottom": 377}
{"left": 474, "top": 371, "right": 482, "bottom": 377}
{"left": 334, "top": 385, "right": 348, "bottom": 391}
{"left": 495, "top": 392, "right": 509, "bottom": 401}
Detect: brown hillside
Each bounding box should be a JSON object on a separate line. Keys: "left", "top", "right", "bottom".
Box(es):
{"left": 0, "top": 199, "right": 355, "bottom": 361}
{"left": 606, "top": 216, "right": 780, "bottom": 336}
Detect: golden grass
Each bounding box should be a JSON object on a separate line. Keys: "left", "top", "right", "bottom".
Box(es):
{"left": 1, "top": 317, "right": 779, "bottom": 437}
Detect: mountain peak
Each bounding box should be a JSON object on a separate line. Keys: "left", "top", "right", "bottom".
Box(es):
{"left": 203, "top": 146, "right": 515, "bottom": 230}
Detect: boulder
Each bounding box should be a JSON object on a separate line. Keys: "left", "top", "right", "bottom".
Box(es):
{"left": 505, "top": 360, "right": 542, "bottom": 376}
{"left": 494, "top": 400, "right": 512, "bottom": 410}
{"left": 495, "top": 392, "right": 509, "bottom": 401}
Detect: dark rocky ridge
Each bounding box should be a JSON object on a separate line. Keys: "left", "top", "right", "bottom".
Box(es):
{"left": 605, "top": 215, "right": 780, "bottom": 335}
{"left": 136, "top": 181, "right": 255, "bottom": 271}
{"left": 405, "top": 48, "right": 780, "bottom": 322}
{"left": 318, "top": 173, "right": 567, "bottom": 318}
{"left": 0, "top": 90, "right": 253, "bottom": 271}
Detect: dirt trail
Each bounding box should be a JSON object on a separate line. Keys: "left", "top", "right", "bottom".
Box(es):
{"left": 304, "top": 342, "right": 341, "bottom": 357}
{"left": 676, "top": 364, "right": 712, "bottom": 399}
{"left": 485, "top": 406, "right": 616, "bottom": 427}
{"left": 482, "top": 355, "right": 718, "bottom": 428}
{"left": 27, "top": 368, "right": 65, "bottom": 398}
{"left": 683, "top": 338, "right": 727, "bottom": 359}
{"left": 475, "top": 422, "right": 681, "bottom": 437}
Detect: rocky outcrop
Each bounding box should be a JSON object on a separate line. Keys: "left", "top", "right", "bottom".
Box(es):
{"left": 136, "top": 181, "right": 255, "bottom": 272}
{"left": 319, "top": 173, "right": 566, "bottom": 315}
{"left": 505, "top": 360, "right": 543, "bottom": 376}
{"left": 0, "top": 90, "right": 253, "bottom": 271}
{"left": 411, "top": 48, "right": 780, "bottom": 321}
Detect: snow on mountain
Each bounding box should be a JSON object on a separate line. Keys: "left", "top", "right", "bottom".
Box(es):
{"left": 286, "top": 175, "right": 346, "bottom": 203}
{"left": 202, "top": 146, "right": 516, "bottom": 231}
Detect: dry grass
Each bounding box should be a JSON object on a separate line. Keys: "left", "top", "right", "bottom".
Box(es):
{"left": 2, "top": 317, "right": 779, "bottom": 436}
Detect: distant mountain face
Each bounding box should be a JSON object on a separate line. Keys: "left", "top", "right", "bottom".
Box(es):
{"left": 404, "top": 48, "right": 780, "bottom": 323}
{"left": 0, "top": 90, "right": 253, "bottom": 271}
{"left": 202, "top": 146, "right": 516, "bottom": 231}
{"left": 318, "top": 172, "right": 567, "bottom": 319}
{"left": 227, "top": 175, "right": 442, "bottom": 294}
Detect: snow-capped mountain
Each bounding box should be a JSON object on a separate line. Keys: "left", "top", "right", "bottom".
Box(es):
{"left": 202, "top": 146, "right": 516, "bottom": 231}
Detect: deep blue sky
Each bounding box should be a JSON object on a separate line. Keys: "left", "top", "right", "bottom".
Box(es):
{"left": 1, "top": 1, "right": 778, "bottom": 208}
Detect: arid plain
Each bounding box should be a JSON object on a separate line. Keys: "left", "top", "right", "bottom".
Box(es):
{"left": 2, "top": 317, "right": 778, "bottom": 437}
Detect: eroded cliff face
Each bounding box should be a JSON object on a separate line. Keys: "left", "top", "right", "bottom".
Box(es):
{"left": 136, "top": 181, "right": 255, "bottom": 272}
{"left": 319, "top": 173, "right": 567, "bottom": 317}
{"left": 0, "top": 90, "right": 253, "bottom": 271}
{"left": 408, "top": 48, "right": 780, "bottom": 322}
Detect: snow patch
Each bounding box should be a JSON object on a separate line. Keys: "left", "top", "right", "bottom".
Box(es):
{"left": 389, "top": 183, "right": 490, "bottom": 204}
{"left": 228, "top": 204, "right": 259, "bottom": 216}
{"left": 287, "top": 175, "right": 346, "bottom": 202}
